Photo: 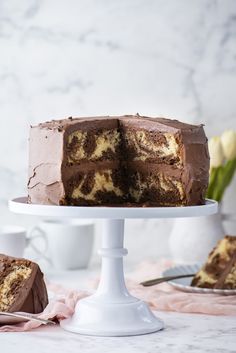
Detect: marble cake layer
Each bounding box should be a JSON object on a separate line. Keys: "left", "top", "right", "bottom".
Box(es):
{"left": 0, "top": 254, "right": 48, "bottom": 313}
{"left": 191, "top": 236, "right": 236, "bottom": 289}
{"left": 28, "top": 115, "right": 209, "bottom": 206}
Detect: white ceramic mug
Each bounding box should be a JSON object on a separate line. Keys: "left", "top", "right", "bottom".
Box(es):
{"left": 0, "top": 225, "right": 47, "bottom": 258}
{"left": 30, "top": 219, "right": 94, "bottom": 270}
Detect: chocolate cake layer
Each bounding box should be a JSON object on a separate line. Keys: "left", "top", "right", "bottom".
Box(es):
{"left": 64, "top": 168, "right": 127, "bottom": 206}
{"left": 120, "top": 121, "right": 181, "bottom": 165}
{"left": 128, "top": 170, "right": 184, "bottom": 206}
{"left": 67, "top": 128, "right": 121, "bottom": 163}
{"left": 0, "top": 254, "right": 48, "bottom": 313}
{"left": 28, "top": 115, "right": 209, "bottom": 206}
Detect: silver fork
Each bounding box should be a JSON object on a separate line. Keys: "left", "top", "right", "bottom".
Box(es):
{"left": 140, "top": 273, "right": 195, "bottom": 287}
{"left": 0, "top": 311, "right": 55, "bottom": 325}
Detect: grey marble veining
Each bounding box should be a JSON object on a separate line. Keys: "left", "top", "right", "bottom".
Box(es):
{"left": 0, "top": 0, "right": 236, "bottom": 258}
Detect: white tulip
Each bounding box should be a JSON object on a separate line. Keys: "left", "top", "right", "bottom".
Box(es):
{"left": 208, "top": 136, "right": 224, "bottom": 168}
{"left": 221, "top": 130, "right": 236, "bottom": 160}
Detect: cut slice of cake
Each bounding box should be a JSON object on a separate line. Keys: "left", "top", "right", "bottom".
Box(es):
{"left": 28, "top": 115, "right": 209, "bottom": 206}
{"left": 0, "top": 254, "right": 48, "bottom": 313}
{"left": 191, "top": 236, "right": 236, "bottom": 289}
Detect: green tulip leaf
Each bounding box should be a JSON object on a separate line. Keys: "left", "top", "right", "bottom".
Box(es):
{"left": 211, "top": 159, "right": 236, "bottom": 202}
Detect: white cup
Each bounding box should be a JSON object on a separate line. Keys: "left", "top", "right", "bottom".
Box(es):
{"left": 0, "top": 225, "right": 46, "bottom": 258}
{"left": 30, "top": 219, "right": 94, "bottom": 270}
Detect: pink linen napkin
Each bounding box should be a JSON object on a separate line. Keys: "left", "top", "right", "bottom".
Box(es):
{"left": 1, "top": 259, "right": 236, "bottom": 332}
{"left": 126, "top": 259, "right": 236, "bottom": 316}
{"left": 0, "top": 284, "right": 89, "bottom": 332}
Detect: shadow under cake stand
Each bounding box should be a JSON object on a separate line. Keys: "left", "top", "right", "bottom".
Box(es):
{"left": 9, "top": 197, "right": 217, "bottom": 337}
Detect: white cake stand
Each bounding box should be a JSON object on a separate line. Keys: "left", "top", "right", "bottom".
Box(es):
{"left": 9, "top": 197, "right": 217, "bottom": 337}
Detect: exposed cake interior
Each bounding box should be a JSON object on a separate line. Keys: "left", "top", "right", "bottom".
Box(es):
{"left": 128, "top": 168, "right": 184, "bottom": 205}
{"left": 0, "top": 263, "right": 32, "bottom": 311}
{"left": 67, "top": 128, "right": 121, "bottom": 163}
{"left": 67, "top": 168, "right": 126, "bottom": 205}
{"left": 191, "top": 236, "right": 236, "bottom": 289}
{"left": 63, "top": 118, "right": 186, "bottom": 206}
{"left": 121, "top": 128, "right": 181, "bottom": 164}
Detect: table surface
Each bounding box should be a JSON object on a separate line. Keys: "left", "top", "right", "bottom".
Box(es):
{"left": 1, "top": 269, "right": 236, "bottom": 353}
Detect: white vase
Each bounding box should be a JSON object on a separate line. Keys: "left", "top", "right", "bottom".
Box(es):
{"left": 169, "top": 212, "right": 225, "bottom": 264}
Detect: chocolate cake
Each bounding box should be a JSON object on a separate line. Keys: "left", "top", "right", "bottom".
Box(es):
{"left": 191, "top": 236, "right": 236, "bottom": 289}
{"left": 0, "top": 254, "right": 48, "bottom": 313}
{"left": 28, "top": 115, "right": 209, "bottom": 206}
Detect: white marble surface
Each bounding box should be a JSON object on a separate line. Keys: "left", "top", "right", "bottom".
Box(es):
{"left": 2, "top": 312, "right": 236, "bottom": 353}
{"left": 1, "top": 267, "right": 236, "bottom": 353}
{"left": 0, "top": 0, "right": 236, "bottom": 261}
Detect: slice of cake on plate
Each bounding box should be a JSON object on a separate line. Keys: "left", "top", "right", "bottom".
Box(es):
{"left": 28, "top": 115, "right": 209, "bottom": 206}
{"left": 191, "top": 236, "right": 236, "bottom": 289}
{"left": 0, "top": 254, "right": 48, "bottom": 313}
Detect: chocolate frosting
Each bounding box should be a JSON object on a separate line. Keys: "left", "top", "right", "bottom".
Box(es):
{"left": 28, "top": 115, "right": 209, "bottom": 206}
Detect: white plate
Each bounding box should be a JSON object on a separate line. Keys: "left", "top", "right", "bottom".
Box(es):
{"left": 163, "top": 264, "right": 236, "bottom": 295}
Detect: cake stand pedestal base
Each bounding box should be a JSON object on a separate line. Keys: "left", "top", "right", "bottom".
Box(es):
{"left": 9, "top": 197, "right": 217, "bottom": 337}
{"left": 60, "top": 298, "right": 163, "bottom": 336}
{"left": 61, "top": 219, "right": 163, "bottom": 336}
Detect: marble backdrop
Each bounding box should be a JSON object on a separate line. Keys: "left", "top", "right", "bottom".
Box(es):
{"left": 0, "top": 0, "right": 236, "bottom": 264}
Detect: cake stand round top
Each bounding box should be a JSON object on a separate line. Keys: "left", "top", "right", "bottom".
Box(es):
{"left": 9, "top": 197, "right": 217, "bottom": 219}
